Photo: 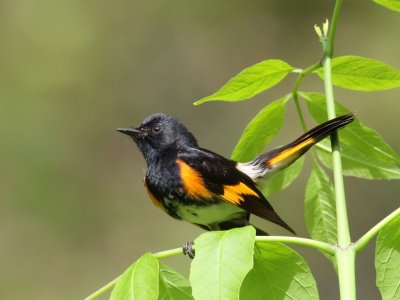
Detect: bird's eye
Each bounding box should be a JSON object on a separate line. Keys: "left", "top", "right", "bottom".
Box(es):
{"left": 152, "top": 124, "right": 162, "bottom": 134}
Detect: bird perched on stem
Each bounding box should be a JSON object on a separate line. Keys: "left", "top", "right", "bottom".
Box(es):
{"left": 117, "top": 113, "right": 354, "bottom": 241}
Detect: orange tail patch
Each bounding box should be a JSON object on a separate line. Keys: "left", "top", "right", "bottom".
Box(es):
{"left": 267, "top": 137, "right": 315, "bottom": 167}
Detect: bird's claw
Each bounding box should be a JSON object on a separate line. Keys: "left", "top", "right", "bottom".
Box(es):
{"left": 182, "top": 241, "right": 195, "bottom": 259}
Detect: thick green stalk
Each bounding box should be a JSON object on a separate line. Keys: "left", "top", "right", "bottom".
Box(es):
{"left": 323, "top": 57, "right": 351, "bottom": 247}
{"left": 323, "top": 0, "right": 356, "bottom": 299}
{"left": 335, "top": 247, "right": 356, "bottom": 299}
{"left": 325, "top": 54, "right": 356, "bottom": 300}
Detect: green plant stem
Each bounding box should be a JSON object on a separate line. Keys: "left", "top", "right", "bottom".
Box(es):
{"left": 84, "top": 248, "right": 183, "bottom": 300}
{"left": 323, "top": 6, "right": 351, "bottom": 248}
{"left": 335, "top": 247, "right": 356, "bottom": 298}
{"left": 354, "top": 207, "right": 400, "bottom": 253}
{"left": 84, "top": 277, "right": 119, "bottom": 300}
{"left": 153, "top": 247, "right": 184, "bottom": 258}
{"left": 323, "top": 57, "right": 351, "bottom": 247}
{"left": 256, "top": 236, "right": 336, "bottom": 255}
{"left": 326, "top": 57, "right": 356, "bottom": 299}
{"left": 326, "top": 0, "right": 342, "bottom": 58}
{"left": 322, "top": 0, "right": 356, "bottom": 299}
{"left": 291, "top": 62, "right": 322, "bottom": 132}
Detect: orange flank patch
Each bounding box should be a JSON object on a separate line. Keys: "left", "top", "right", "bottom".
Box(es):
{"left": 268, "top": 138, "right": 315, "bottom": 166}
{"left": 176, "top": 160, "right": 212, "bottom": 199}
{"left": 144, "top": 178, "right": 162, "bottom": 209}
{"left": 222, "top": 182, "right": 259, "bottom": 205}
{"left": 146, "top": 188, "right": 163, "bottom": 208}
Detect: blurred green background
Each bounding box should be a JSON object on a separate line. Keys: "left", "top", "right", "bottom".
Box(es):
{"left": 1, "top": 0, "right": 399, "bottom": 299}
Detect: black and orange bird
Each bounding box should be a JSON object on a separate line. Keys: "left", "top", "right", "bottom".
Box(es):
{"left": 117, "top": 113, "right": 354, "bottom": 239}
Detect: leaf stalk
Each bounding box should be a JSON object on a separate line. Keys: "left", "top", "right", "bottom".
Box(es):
{"left": 354, "top": 207, "right": 400, "bottom": 253}
{"left": 292, "top": 62, "right": 322, "bottom": 132}
{"left": 256, "top": 236, "right": 336, "bottom": 255}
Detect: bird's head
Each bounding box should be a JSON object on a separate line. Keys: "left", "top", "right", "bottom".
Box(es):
{"left": 117, "top": 113, "right": 198, "bottom": 161}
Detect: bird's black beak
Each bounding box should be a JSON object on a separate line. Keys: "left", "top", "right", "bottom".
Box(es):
{"left": 116, "top": 127, "right": 142, "bottom": 138}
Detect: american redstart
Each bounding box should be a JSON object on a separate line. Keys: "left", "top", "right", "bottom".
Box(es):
{"left": 117, "top": 113, "right": 354, "bottom": 243}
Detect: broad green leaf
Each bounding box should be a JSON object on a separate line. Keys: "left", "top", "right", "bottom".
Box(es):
{"left": 261, "top": 156, "right": 305, "bottom": 197}
{"left": 302, "top": 92, "right": 399, "bottom": 162}
{"left": 189, "top": 226, "right": 255, "bottom": 300}
{"left": 375, "top": 214, "right": 400, "bottom": 300}
{"left": 301, "top": 92, "right": 400, "bottom": 179}
{"left": 305, "top": 162, "right": 337, "bottom": 244}
{"left": 240, "top": 243, "right": 319, "bottom": 299}
{"left": 110, "top": 253, "right": 159, "bottom": 300}
{"left": 158, "top": 263, "right": 193, "bottom": 300}
{"left": 373, "top": 0, "right": 400, "bottom": 12}
{"left": 317, "top": 140, "right": 400, "bottom": 179}
{"left": 231, "top": 96, "right": 289, "bottom": 162}
{"left": 316, "top": 56, "right": 400, "bottom": 91}
{"left": 194, "top": 60, "right": 294, "bottom": 104}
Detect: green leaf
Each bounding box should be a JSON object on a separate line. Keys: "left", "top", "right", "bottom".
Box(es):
{"left": 158, "top": 263, "right": 193, "bottom": 300}
{"left": 231, "top": 96, "right": 289, "bottom": 162}
{"left": 375, "top": 214, "right": 400, "bottom": 300}
{"left": 189, "top": 226, "right": 255, "bottom": 300}
{"left": 240, "top": 243, "right": 319, "bottom": 299}
{"left": 110, "top": 253, "right": 159, "bottom": 300}
{"left": 373, "top": 0, "right": 400, "bottom": 12}
{"left": 301, "top": 92, "right": 400, "bottom": 179}
{"left": 305, "top": 162, "right": 337, "bottom": 244}
{"left": 316, "top": 56, "right": 400, "bottom": 91}
{"left": 317, "top": 140, "right": 400, "bottom": 179}
{"left": 194, "top": 60, "right": 294, "bottom": 105}
{"left": 261, "top": 156, "right": 305, "bottom": 197}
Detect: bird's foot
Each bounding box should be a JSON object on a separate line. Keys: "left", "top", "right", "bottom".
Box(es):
{"left": 182, "top": 241, "right": 195, "bottom": 259}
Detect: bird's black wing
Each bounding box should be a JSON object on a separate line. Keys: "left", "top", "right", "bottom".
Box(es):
{"left": 176, "top": 147, "right": 295, "bottom": 233}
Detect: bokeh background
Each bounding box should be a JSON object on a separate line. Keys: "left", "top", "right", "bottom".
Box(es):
{"left": 1, "top": 0, "right": 399, "bottom": 299}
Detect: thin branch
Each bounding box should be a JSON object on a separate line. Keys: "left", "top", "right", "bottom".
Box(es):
{"left": 354, "top": 207, "right": 400, "bottom": 253}
{"left": 256, "top": 236, "right": 336, "bottom": 255}
{"left": 84, "top": 277, "right": 119, "bottom": 300}
{"left": 291, "top": 62, "right": 322, "bottom": 132}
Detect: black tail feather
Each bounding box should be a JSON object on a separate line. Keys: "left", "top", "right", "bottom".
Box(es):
{"left": 289, "top": 113, "right": 355, "bottom": 148}
{"left": 254, "top": 113, "right": 355, "bottom": 174}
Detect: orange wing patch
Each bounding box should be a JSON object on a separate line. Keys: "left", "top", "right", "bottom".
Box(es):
{"left": 267, "top": 137, "right": 315, "bottom": 166}
{"left": 176, "top": 159, "right": 212, "bottom": 199}
{"left": 222, "top": 182, "right": 259, "bottom": 205}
